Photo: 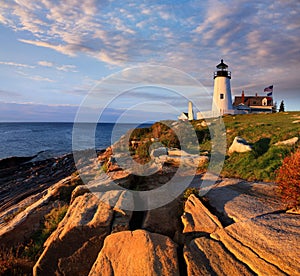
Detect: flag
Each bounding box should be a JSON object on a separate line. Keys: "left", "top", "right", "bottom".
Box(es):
{"left": 264, "top": 85, "right": 273, "bottom": 92}
{"left": 267, "top": 92, "right": 272, "bottom": 97}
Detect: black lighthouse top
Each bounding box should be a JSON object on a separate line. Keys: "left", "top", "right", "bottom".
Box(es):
{"left": 214, "top": 59, "right": 231, "bottom": 79}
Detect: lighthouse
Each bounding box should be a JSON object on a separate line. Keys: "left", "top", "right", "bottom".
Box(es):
{"left": 212, "top": 59, "right": 234, "bottom": 116}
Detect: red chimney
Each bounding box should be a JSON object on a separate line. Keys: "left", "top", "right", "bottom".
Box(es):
{"left": 241, "top": 90, "right": 245, "bottom": 104}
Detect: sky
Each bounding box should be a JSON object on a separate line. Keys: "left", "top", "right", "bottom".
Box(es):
{"left": 0, "top": 0, "right": 299, "bottom": 122}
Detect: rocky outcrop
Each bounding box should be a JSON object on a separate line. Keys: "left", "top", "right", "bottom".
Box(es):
{"left": 1, "top": 150, "right": 300, "bottom": 275}
{"left": 228, "top": 136, "right": 252, "bottom": 154}
{"left": 181, "top": 194, "right": 222, "bottom": 234}
{"left": 184, "top": 236, "right": 254, "bottom": 276}
{"left": 157, "top": 155, "right": 209, "bottom": 168}
{"left": 89, "top": 230, "right": 180, "bottom": 276}
{"left": 33, "top": 190, "right": 132, "bottom": 276}
{"left": 204, "top": 178, "right": 284, "bottom": 222}
{"left": 212, "top": 212, "right": 300, "bottom": 275}
{"left": 0, "top": 176, "right": 75, "bottom": 246}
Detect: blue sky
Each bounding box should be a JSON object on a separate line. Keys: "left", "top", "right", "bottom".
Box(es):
{"left": 0, "top": 0, "right": 299, "bottom": 122}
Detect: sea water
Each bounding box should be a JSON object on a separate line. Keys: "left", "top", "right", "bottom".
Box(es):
{"left": 0, "top": 122, "right": 151, "bottom": 160}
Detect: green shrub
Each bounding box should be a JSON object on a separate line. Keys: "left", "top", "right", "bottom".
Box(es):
{"left": 183, "top": 187, "right": 199, "bottom": 200}
{"left": 135, "top": 141, "right": 152, "bottom": 161}
{"left": 22, "top": 204, "right": 68, "bottom": 260}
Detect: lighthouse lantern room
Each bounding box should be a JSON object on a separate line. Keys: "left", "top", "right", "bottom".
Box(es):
{"left": 212, "top": 59, "right": 234, "bottom": 116}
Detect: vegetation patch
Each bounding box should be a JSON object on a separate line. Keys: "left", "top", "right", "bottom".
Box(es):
{"left": 128, "top": 112, "right": 300, "bottom": 182}
{"left": 22, "top": 204, "right": 68, "bottom": 260}
{"left": 276, "top": 150, "right": 300, "bottom": 209}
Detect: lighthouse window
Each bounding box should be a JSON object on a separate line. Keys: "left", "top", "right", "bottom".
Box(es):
{"left": 220, "top": 93, "right": 224, "bottom": 99}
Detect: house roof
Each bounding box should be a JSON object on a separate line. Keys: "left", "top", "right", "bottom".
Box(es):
{"left": 233, "top": 96, "right": 273, "bottom": 107}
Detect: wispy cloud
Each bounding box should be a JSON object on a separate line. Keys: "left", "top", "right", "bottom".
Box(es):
{"left": 37, "top": 60, "right": 78, "bottom": 72}
{"left": 0, "top": 0, "right": 299, "bottom": 112}
{"left": 1, "top": 0, "right": 297, "bottom": 73}
{"left": 38, "top": 60, "right": 53, "bottom": 67}
{"left": 56, "top": 65, "right": 77, "bottom": 72}
{"left": 0, "top": 61, "right": 35, "bottom": 68}
{"left": 17, "top": 70, "right": 55, "bottom": 82}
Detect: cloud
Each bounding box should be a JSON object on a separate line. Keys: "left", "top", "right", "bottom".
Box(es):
{"left": 0, "top": 0, "right": 299, "bottom": 104}
{"left": 37, "top": 60, "right": 78, "bottom": 72}
{"left": 56, "top": 65, "right": 77, "bottom": 72}
{"left": 0, "top": 61, "right": 35, "bottom": 68}
{"left": 38, "top": 61, "right": 54, "bottom": 67}
{"left": 17, "top": 70, "right": 55, "bottom": 82}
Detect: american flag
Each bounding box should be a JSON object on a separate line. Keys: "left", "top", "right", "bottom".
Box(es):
{"left": 264, "top": 85, "right": 273, "bottom": 92}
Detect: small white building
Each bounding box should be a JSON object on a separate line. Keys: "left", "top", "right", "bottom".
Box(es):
{"left": 178, "top": 101, "right": 194, "bottom": 121}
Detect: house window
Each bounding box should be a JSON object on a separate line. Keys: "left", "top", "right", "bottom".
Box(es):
{"left": 220, "top": 93, "right": 224, "bottom": 99}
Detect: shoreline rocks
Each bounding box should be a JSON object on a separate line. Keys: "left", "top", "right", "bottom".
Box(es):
{"left": 0, "top": 149, "right": 299, "bottom": 275}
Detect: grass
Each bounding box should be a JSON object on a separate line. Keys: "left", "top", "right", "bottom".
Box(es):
{"left": 22, "top": 204, "right": 68, "bottom": 260}
{"left": 129, "top": 112, "right": 300, "bottom": 182}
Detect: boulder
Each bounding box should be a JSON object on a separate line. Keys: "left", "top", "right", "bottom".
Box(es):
{"left": 168, "top": 149, "right": 192, "bottom": 156}
{"left": 33, "top": 191, "right": 122, "bottom": 276}
{"left": 228, "top": 136, "right": 252, "bottom": 154}
{"left": 181, "top": 194, "right": 222, "bottom": 234}
{"left": 89, "top": 230, "right": 179, "bottom": 276}
{"left": 205, "top": 179, "right": 284, "bottom": 222}
{"left": 212, "top": 212, "right": 300, "bottom": 275}
{"left": 157, "top": 155, "right": 209, "bottom": 168}
{"left": 70, "top": 185, "right": 90, "bottom": 203}
{"left": 275, "top": 136, "right": 298, "bottom": 146}
{"left": 184, "top": 236, "right": 254, "bottom": 276}
{"left": 150, "top": 147, "right": 168, "bottom": 158}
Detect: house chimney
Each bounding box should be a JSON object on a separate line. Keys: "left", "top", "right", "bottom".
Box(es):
{"left": 255, "top": 93, "right": 258, "bottom": 97}
{"left": 241, "top": 90, "right": 245, "bottom": 104}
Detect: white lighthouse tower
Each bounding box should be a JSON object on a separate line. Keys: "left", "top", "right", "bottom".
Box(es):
{"left": 212, "top": 59, "right": 234, "bottom": 116}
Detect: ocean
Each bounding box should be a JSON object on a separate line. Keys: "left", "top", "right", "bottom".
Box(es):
{"left": 0, "top": 122, "right": 152, "bottom": 160}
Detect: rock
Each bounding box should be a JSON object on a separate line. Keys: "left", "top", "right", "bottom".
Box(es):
{"left": 184, "top": 236, "right": 254, "bottom": 276}
{"left": 70, "top": 185, "right": 90, "bottom": 203}
{"left": 89, "top": 230, "right": 180, "bottom": 276}
{"left": 150, "top": 147, "right": 168, "bottom": 158}
{"left": 142, "top": 196, "right": 183, "bottom": 238}
{"left": 33, "top": 192, "right": 115, "bottom": 276}
{"left": 0, "top": 155, "right": 37, "bottom": 170}
{"left": 228, "top": 136, "right": 252, "bottom": 154}
{"left": 275, "top": 136, "right": 298, "bottom": 146}
{"left": 168, "top": 149, "right": 192, "bottom": 156}
{"left": 157, "top": 155, "right": 209, "bottom": 168}
{"left": 181, "top": 194, "right": 222, "bottom": 234}
{"left": 0, "top": 177, "right": 74, "bottom": 247}
{"left": 112, "top": 191, "right": 133, "bottom": 233}
{"left": 292, "top": 120, "right": 300, "bottom": 124}
{"left": 211, "top": 212, "right": 300, "bottom": 275}
{"left": 205, "top": 179, "right": 284, "bottom": 222}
